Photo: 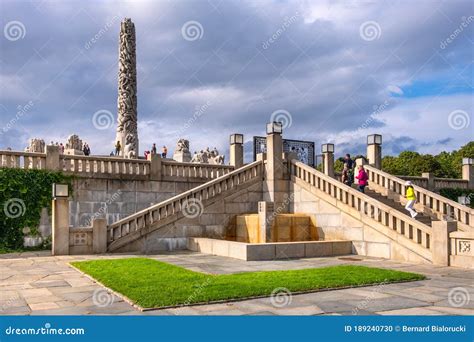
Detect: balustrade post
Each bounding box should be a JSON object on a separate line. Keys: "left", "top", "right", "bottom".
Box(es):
{"left": 148, "top": 153, "right": 162, "bottom": 181}
{"left": 431, "top": 220, "right": 457, "bottom": 266}
{"left": 421, "top": 172, "right": 435, "bottom": 191}
{"left": 367, "top": 134, "right": 382, "bottom": 169}
{"left": 462, "top": 158, "right": 473, "bottom": 189}
{"left": 229, "top": 133, "right": 244, "bottom": 169}
{"left": 92, "top": 218, "right": 107, "bottom": 254}
{"left": 45, "top": 145, "right": 60, "bottom": 171}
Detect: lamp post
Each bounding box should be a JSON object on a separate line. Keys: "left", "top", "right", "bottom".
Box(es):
{"left": 367, "top": 134, "right": 382, "bottom": 169}
{"left": 229, "top": 133, "right": 244, "bottom": 168}
{"left": 52, "top": 183, "right": 69, "bottom": 255}
{"left": 321, "top": 143, "right": 335, "bottom": 178}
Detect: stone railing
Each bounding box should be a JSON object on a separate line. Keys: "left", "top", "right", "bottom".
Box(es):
{"left": 290, "top": 160, "right": 433, "bottom": 261}
{"left": 107, "top": 160, "right": 263, "bottom": 251}
{"left": 61, "top": 154, "right": 151, "bottom": 179}
{"left": 433, "top": 178, "right": 469, "bottom": 190}
{"left": 0, "top": 149, "right": 234, "bottom": 181}
{"left": 0, "top": 150, "right": 46, "bottom": 170}
{"left": 161, "top": 160, "right": 234, "bottom": 181}
{"left": 397, "top": 175, "right": 429, "bottom": 189}
{"left": 365, "top": 165, "right": 473, "bottom": 230}
{"left": 398, "top": 175, "right": 470, "bottom": 190}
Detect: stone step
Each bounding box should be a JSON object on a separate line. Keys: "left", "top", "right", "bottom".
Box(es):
{"left": 364, "top": 189, "right": 433, "bottom": 227}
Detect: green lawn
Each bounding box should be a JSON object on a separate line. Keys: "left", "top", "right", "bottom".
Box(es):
{"left": 71, "top": 258, "right": 425, "bottom": 309}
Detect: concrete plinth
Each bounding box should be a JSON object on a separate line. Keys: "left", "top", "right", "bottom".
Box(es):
{"left": 52, "top": 198, "right": 69, "bottom": 255}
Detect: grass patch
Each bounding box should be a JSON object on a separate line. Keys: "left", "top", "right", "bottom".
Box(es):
{"left": 71, "top": 258, "right": 425, "bottom": 308}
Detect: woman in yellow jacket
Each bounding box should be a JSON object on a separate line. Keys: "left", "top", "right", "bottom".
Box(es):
{"left": 404, "top": 181, "right": 418, "bottom": 218}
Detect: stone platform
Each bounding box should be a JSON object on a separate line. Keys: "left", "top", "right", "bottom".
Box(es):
{"left": 0, "top": 251, "right": 472, "bottom": 316}
{"left": 187, "top": 238, "right": 352, "bottom": 261}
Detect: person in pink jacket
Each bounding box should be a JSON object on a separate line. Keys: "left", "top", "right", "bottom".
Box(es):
{"left": 355, "top": 165, "right": 368, "bottom": 193}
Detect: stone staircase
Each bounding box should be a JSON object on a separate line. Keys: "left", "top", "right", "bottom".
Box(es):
{"left": 106, "top": 160, "right": 263, "bottom": 252}
{"left": 364, "top": 188, "right": 434, "bottom": 227}
{"left": 364, "top": 165, "right": 473, "bottom": 232}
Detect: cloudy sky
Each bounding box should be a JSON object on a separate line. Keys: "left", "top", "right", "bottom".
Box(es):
{"left": 0, "top": 0, "right": 472, "bottom": 162}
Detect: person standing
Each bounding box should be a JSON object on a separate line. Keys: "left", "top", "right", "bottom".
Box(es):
{"left": 344, "top": 154, "right": 353, "bottom": 170}
{"left": 341, "top": 164, "right": 353, "bottom": 186}
{"left": 115, "top": 141, "right": 121, "bottom": 156}
{"left": 151, "top": 143, "right": 157, "bottom": 155}
{"left": 59, "top": 143, "right": 64, "bottom": 154}
{"left": 83, "top": 142, "right": 90, "bottom": 156}
{"left": 355, "top": 165, "right": 368, "bottom": 193}
{"left": 404, "top": 181, "right": 418, "bottom": 218}
{"left": 161, "top": 145, "right": 168, "bottom": 158}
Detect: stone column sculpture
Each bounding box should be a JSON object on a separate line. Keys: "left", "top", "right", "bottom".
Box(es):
{"left": 116, "top": 18, "right": 138, "bottom": 158}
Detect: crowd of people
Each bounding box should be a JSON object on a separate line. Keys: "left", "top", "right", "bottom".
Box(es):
{"left": 142, "top": 144, "right": 168, "bottom": 160}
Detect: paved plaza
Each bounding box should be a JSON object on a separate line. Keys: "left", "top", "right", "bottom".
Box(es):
{"left": 0, "top": 251, "right": 472, "bottom": 316}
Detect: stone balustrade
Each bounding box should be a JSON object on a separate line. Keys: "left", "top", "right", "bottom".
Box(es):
{"left": 0, "top": 149, "right": 234, "bottom": 181}
{"left": 433, "top": 178, "right": 469, "bottom": 189}
{"left": 365, "top": 165, "right": 473, "bottom": 230}
{"left": 0, "top": 150, "right": 46, "bottom": 170}
{"left": 398, "top": 175, "right": 470, "bottom": 190}
{"left": 291, "top": 160, "right": 433, "bottom": 261}
{"left": 107, "top": 160, "right": 263, "bottom": 251}
{"left": 161, "top": 160, "right": 234, "bottom": 181}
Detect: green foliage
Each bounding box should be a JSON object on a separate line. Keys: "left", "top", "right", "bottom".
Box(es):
{"left": 72, "top": 258, "right": 424, "bottom": 308}
{"left": 439, "top": 188, "right": 474, "bottom": 208}
{"left": 382, "top": 141, "right": 474, "bottom": 178}
{"left": 0, "top": 168, "right": 72, "bottom": 249}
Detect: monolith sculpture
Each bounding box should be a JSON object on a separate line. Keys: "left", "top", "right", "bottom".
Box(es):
{"left": 116, "top": 18, "right": 138, "bottom": 158}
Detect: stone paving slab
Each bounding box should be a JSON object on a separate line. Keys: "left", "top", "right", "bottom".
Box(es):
{"left": 0, "top": 251, "right": 472, "bottom": 316}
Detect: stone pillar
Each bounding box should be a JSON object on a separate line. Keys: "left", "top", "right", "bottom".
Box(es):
{"left": 148, "top": 153, "right": 162, "bottom": 181}
{"left": 431, "top": 220, "right": 457, "bottom": 266}
{"left": 116, "top": 18, "right": 138, "bottom": 159}
{"left": 92, "top": 218, "right": 107, "bottom": 254}
{"left": 258, "top": 201, "right": 274, "bottom": 243}
{"left": 45, "top": 145, "right": 60, "bottom": 171}
{"left": 265, "top": 126, "right": 284, "bottom": 208}
{"left": 322, "top": 144, "right": 335, "bottom": 178}
{"left": 355, "top": 157, "right": 367, "bottom": 168}
{"left": 367, "top": 134, "right": 382, "bottom": 169}
{"left": 52, "top": 198, "right": 69, "bottom": 255}
{"left": 422, "top": 172, "right": 435, "bottom": 191}
{"left": 229, "top": 134, "right": 244, "bottom": 169}
{"left": 462, "top": 158, "right": 473, "bottom": 189}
